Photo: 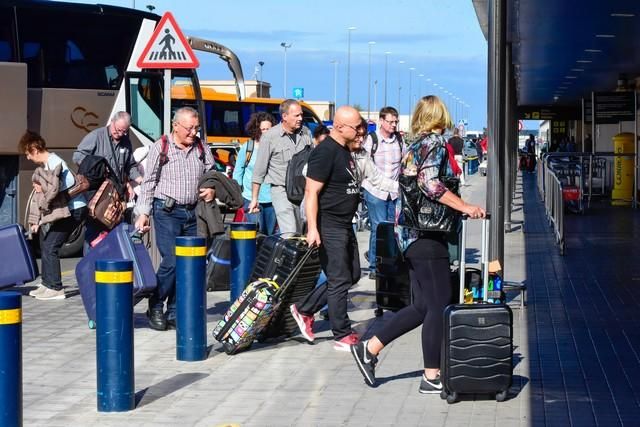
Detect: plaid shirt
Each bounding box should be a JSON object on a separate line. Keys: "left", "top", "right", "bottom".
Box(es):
{"left": 135, "top": 134, "right": 214, "bottom": 216}
{"left": 361, "top": 130, "right": 403, "bottom": 200}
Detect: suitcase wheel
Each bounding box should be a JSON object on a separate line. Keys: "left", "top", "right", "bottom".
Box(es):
{"left": 496, "top": 390, "right": 508, "bottom": 402}
{"left": 446, "top": 392, "right": 458, "bottom": 404}
{"left": 374, "top": 308, "right": 384, "bottom": 317}
{"left": 88, "top": 320, "right": 96, "bottom": 330}
{"left": 440, "top": 390, "right": 447, "bottom": 400}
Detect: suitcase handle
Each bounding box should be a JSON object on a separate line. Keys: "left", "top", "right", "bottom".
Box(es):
{"left": 458, "top": 213, "right": 491, "bottom": 304}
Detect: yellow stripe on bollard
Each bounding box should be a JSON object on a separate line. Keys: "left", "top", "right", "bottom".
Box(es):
{"left": 0, "top": 308, "right": 21, "bottom": 325}
{"left": 95, "top": 271, "right": 133, "bottom": 284}
{"left": 230, "top": 230, "right": 257, "bottom": 240}
{"left": 175, "top": 246, "right": 206, "bottom": 257}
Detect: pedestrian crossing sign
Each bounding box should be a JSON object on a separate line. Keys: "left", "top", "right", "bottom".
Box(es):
{"left": 136, "top": 12, "right": 199, "bottom": 69}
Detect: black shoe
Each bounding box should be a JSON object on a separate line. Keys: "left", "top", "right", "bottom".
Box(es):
{"left": 147, "top": 309, "right": 167, "bottom": 331}
{"left": 368, "top": 271, "right": 376, "bottom": 280}
{"left": 166, "top": 317, "right": 176, "bottom": 330}
{"left": 351, "top": 340, "right": 377, "bottom": 386}
{"left": 419, "top": 374, "right": 442, "bottom": 394}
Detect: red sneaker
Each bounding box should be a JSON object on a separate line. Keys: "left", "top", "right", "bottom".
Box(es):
{"left": 290, "top": 304, "right": 315, "bottom": 342}
{"left": 334, "top": 332, "right": 360, "bottom": 352}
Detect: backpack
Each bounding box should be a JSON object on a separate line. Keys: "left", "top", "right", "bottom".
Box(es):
{"left": 369, "top": 131, "right": 403, "bottom": 161}
{"left": 285, "top": 144, "right": 313, "bottom": 205}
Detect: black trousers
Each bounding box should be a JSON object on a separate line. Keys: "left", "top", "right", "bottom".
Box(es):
{"left": 40, "top": 208, "right": 86, "bottom": 290}
{"left": 296, "top": 225, "right": 360, "bottom": 340}
{"left": 375, "top": 238, "right": 452, "bottom": 368}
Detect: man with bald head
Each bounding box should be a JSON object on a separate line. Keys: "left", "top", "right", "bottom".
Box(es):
{"left": 290, "top": 106, "right": 398, "bottom": 351}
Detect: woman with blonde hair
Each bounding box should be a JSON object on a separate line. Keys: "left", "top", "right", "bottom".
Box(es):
{"left": 350, "top": 95, "right": 485, "bottom": 393}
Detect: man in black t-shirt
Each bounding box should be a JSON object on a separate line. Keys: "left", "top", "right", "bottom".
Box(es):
{"left": 289, "top": 107, "right": 398, "bottom": 352}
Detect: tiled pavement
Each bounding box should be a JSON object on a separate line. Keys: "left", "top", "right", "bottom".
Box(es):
{"left": 8, "top": 167, "right": 640, "bottom": 426}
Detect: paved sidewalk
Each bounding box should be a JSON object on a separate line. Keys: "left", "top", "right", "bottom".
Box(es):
{"left": 12, "top": 170, "right": 531, "bottom": 426}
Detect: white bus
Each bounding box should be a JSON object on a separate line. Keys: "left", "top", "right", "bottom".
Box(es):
{"left": 0, "top": 1, "right": 243, "bottom": 255}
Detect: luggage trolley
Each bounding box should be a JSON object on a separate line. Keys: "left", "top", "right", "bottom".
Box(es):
{"left": 549, "top": 157, "right": 584, "bottom": 214}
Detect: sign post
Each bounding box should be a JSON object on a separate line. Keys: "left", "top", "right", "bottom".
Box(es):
{"left": 136, "top": 12, "right": 199, "bottom": 135}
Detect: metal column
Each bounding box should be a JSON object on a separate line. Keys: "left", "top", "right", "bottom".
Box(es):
{"left": 487, "top": 0, "right": 507, "bottom": 269}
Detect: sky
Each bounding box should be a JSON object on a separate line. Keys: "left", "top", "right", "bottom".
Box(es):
{"left": 56, "top": 0, "right": 489, "bottom": 130}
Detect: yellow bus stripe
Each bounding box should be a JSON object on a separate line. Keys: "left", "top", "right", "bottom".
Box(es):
{"left": 95, "top": 271, "right": 133, "bottom": 284}
{"left": 175, "top": 246, "right": 206, "bottom": 257}
{"left": 0, "top": 308, "right": 21, "bottom": 325}
{"left": 230, "top": 230, "right": 257, "bottom": 240}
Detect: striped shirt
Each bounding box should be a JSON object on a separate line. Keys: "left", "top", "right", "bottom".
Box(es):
{"left": 135, "top": 134, "right": 214, "bottom": 216}
{"left": 361, "top": 130, "right": 403, "bottom": 200}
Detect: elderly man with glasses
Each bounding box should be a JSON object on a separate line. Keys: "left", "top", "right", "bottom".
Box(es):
{"left": 73, "top": 111, "right": 143, "bottom": 252}
{"left": 290, "top": 106, "right": 398, "bottom": 352}
{"left": 361, "top": 106, "right": 404, "bottom": 280}
{"left": 134, "top": 107, "right": 215, "bottom": 331}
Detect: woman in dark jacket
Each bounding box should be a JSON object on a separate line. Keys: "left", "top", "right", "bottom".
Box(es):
{"left": 350, "top": 95, "right": 485, "bottom": 393}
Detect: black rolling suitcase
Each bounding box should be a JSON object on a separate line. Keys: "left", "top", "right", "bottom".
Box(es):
{"left": 374, "top": 222, "right": 411, "bottom": 316}
{"left": 441, "top": 214, "right": 513, "bottom": 404}
{"left": 250, "top": 235, "right": 321, "bottom": 338}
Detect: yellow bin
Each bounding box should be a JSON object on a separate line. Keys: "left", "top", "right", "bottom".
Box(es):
{"left": 612, "top": 132, "right": 635, "bottom": 206}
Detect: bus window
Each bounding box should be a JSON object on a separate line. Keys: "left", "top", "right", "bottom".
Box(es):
{"left": 16, "top": 7, "right": 143, "bottom": 89}
{"left": 127, "top": 73, "right": 163, "bottom": 142}
{"left": 0, "top": 8, "right": 14, "bottom": 62}
{"left": 302, "top": 107, "right": 321, "bottom": 133}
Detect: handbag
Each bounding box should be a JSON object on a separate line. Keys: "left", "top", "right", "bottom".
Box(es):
{"left": 88, "top": 178, "right": 125, "bottom": 229}
{"left": 67, "top": 173, "right": 90, "bottom": 198}
{"left": 398, "top": 138, "right": 461, "bottom": 233}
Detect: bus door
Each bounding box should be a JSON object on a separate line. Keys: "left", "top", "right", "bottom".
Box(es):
{"left": 124, "top": 69, "right": 205, "bottom": 147}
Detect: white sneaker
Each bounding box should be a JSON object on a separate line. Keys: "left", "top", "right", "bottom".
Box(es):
{"left": 29, "top": 284, "right": 46, "bottom": 297}
{"left": 35, "top": 288, "right": 66, "bottom": 301}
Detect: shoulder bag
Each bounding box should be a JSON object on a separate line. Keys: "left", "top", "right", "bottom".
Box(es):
{"left": 398, "top": 138, "right": 461, "bottom": 233}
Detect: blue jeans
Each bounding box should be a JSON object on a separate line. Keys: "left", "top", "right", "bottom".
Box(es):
{"left": 149, "top": 199, "right": 197, "bottom": 319}
{"left": 364, "top": 189, "right": 397, "bottom": 271}
{"left": 242, "top": 198, "right": 277, "bottom": 235}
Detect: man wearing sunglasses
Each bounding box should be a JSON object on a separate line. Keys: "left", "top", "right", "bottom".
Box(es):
{"left": 73, "top": 111, "right": 143, "bottom": 252}
{"left": 290, "top": 106, "right": 398, "bottom": 352}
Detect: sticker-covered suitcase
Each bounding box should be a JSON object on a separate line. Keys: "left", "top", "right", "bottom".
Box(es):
{"left": 75, "top": 223, "right": 156, "bottom": 327}
{"left": 250, "top": 235, "right": 321, "bottom": 338}
{"left": 213, "top": 248, "right": 315, "bottom": 354}
{"left": 441, "top": 214, "right": 513, "bottom": 404}
{"left": 0, "top": 224, "right": 38, "bottom": 288}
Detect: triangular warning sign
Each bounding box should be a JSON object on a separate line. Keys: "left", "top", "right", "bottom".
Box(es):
{"left": 137, "top": 12, "right": 199, "bottom": 69}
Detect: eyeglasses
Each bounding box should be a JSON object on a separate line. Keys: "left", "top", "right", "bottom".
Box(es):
{"left": 177, "top": 122, "right": 201, "bottom": 134}
{"left": 383, "top": 118, "right": 399, "bottom": 125}
{"left": 342, "top": 123, "right": 364, "bottom": 134}
{"left": 112, "top": 125, "right": 129, "bottom": 135}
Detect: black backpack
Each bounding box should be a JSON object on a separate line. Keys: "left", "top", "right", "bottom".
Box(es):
{"left": 285, "top": 144, "right": 313, "bottom": 205}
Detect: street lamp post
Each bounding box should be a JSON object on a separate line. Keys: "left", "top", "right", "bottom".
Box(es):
{"left": 373, "top": 80, "right": 378, "bottom": 113}
{"left": 367, "top": 41, "right": 375, "bottom": 119}
{"left": 346, "top": 27, "right": 356, "bottom": 105}
{"left": 280, "top": 42, "right": 291, "bottom": 98}
{"left": 330, "top": 60, "right": 338, "bottom": 110}
{"left": 383, "top": 52, "right": 391, "bottom": 107}
{"left": 258, "top": 61, "right": 264, "bottom": 97}
{"left": 408, "top": 67, "right": 415, "bottom": 118}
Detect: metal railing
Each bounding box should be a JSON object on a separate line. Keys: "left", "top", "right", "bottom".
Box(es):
{"left": 543, "top": 165, "right": 565, "bottom": 254}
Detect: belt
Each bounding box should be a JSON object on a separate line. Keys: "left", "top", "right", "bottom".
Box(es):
{"left": 154, "top": 198, "right": 197, "bottom": 210}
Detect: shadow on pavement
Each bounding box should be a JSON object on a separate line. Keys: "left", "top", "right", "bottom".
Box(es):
{"left": 135, "top": 372, "right": 209, "bottom": 408}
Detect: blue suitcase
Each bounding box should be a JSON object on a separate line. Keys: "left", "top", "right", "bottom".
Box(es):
{"left": 0, "top": 224, "right": 38, "bottom": 288}
{"left": 75, "top": 223, "right": 156, "bottom": 327}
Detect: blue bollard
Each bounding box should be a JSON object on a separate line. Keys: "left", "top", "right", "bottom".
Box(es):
{"left": 0, "top": 292, "right": 22, "bottom": 427}
{"left": 96, "top": 259, "right": 134, "bottom": 412}
{"left": 175, "top": 236, "right": 207, "bottom": 361}
{"left": 230, "top": 222, "right": 257, "bottom": 302}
